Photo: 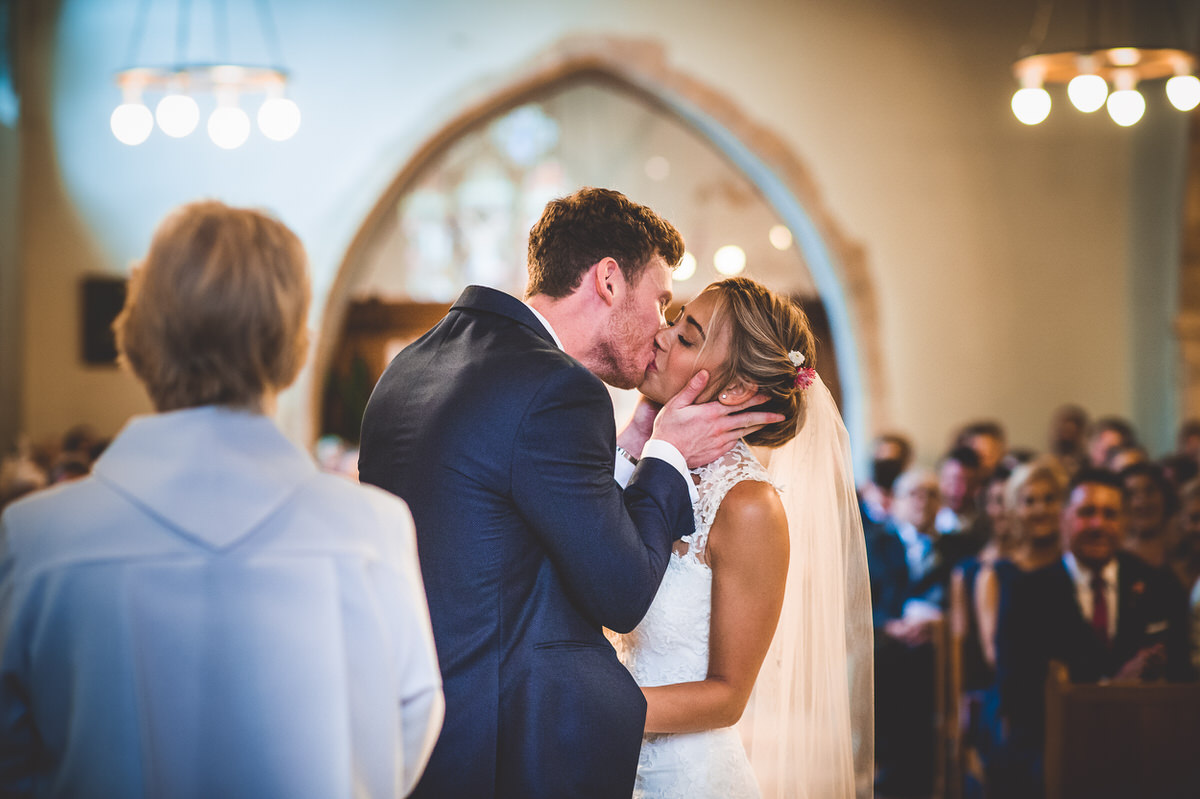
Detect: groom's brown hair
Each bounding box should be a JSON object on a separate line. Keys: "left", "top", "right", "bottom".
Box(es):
{"left": 525, "top": 187, "right": 684, "bottom": 298}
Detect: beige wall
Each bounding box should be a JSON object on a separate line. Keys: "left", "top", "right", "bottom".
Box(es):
{"left": 8, "top": 0, "right": 1189, "bottom": 463}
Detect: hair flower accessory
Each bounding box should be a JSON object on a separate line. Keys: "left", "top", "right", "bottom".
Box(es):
{"left": 788, "top": 350, "right": 815, "bottom": 389}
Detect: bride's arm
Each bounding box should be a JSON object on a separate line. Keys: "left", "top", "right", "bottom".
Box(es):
{"left": 641, "top": 479, "right": 790, "bottom": 733}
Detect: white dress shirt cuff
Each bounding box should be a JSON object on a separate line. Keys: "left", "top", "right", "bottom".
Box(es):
{"left": 613, "top": 452, "right": 637, "bottom": 489}
{"left": 902, "top": 599, "right": 943, "bottom": 623}
{"left": 641, "top": 440, "right": 699, "bottom": 503}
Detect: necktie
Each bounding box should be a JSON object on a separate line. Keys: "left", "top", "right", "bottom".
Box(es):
{"left": 1090, "top": 575, "right": 1109, "bottom": 647}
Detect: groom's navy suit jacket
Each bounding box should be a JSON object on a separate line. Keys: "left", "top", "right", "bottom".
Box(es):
{"left": 359, "top": 286, "right": 694, "bottom": 799}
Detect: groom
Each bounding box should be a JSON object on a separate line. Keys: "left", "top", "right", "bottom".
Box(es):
{"left": 359, "top": 188, "right": 778, "bottom": 799}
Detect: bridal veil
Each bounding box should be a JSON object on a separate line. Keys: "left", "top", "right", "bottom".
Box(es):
{"left": 737, "top": 373, "right": 874, "bottom": 798}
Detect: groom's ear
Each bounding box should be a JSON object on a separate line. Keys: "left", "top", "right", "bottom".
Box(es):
{"left": 591, "top": 257, "right": 622, "bottom": 307}
{"left": 717, "top": 380, "right": 758, "bottom": 406}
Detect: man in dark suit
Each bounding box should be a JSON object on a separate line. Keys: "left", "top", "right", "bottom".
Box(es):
{"left": 994, "top": 468, "right": 1193, "bottom": 797}
{"left": 869, "top": 465, "right": 984, "bottom": 797}
{"left": 359, "top": 188, "right": 780, "bottom": 799}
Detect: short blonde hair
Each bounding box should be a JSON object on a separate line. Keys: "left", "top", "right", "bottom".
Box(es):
{"left": 1003, "top": 458, "right": 1068, "bottom": 515}
{"left": 114, "top": 201, "right": 311, "bottom": 411}
{"left": 700, "top": 277, "right": 816, "bottom": 448}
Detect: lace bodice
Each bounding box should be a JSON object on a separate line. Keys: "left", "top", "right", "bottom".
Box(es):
{"left": 617, "top": 440, "right": 776, "bottom": 688}
{"left": 615, "top": 441, "right": 776, "bottom": 799}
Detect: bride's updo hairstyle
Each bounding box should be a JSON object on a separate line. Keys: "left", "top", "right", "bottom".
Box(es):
{"left": 701, "top": 277, "right": 816, "bottom": 448}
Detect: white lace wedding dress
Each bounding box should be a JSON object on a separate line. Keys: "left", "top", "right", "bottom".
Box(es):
{"left": 615, "top": 441, "right": 777, "bottom": 799}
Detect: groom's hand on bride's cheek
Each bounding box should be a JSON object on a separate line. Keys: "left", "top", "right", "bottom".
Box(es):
{"left": 652, "top": 371, "right": 785, "bottom": 469}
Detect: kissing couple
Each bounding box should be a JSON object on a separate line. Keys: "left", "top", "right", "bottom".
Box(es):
{"left": 359, "top": 187, "right": 873, "bottom": 798}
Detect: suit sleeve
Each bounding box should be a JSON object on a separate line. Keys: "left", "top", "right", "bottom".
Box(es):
{"left": 1158, "top": 570, "right": 1196, "bottom": 682}
{"left": 511, "top": 367, "right": 694, "bottom": 633}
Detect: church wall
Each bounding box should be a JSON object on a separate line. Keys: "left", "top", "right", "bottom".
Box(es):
{"left": 10, "top": 0, "right": 1189, "bottom": 463}
{"left": 0, "top": 116, "right": 18, "bottom": 455}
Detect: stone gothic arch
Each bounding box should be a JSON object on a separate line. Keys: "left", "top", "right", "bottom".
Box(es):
{"left": 312, "top": 36, "right": 887, "bottom": 462}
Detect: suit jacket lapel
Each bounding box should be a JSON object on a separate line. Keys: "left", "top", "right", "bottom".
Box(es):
{"left": 1112, "top": 555, "right": 1143, "bottom": 662}
{"left": 1050, "top": 561, "right": 1112, "bottom": 679}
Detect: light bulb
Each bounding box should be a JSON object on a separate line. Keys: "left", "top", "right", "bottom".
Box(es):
{"left": 674, "top": 252, "right": 697, "bottom": 281}
{"left": 768, "top": 225, "right": 793, "bottom": 250}
{"left": 1106, "top": 89, "right": 1145, "bottom": 126}
{"left": 713, "top": 245, "right": 746, "bottom": 276}
{"left": 208, "top": 105, "right": 251, "bottom": 149}
{"left": 1108, "top": 48, "right": 1141, "bottom": 67}
{"left": 1067, "top": 74, "right": 1108, "bottom": 112}
{"left": 1011, "top": 87, "right": 1051, "bottom": 125}
{"left": 257, "top": 97, "right": 301, "bottom": 141}
{"left": 110, "top": 102, "right": 154, "bottom": 145}
{"left": 1167, "top": 75, "right": 1200, "bottom": 111}
{"left": 155, "top": 93, "right": 199, "bottom": 137}
{"left": 644, "top": 155, "right": 670, "bottom": 182}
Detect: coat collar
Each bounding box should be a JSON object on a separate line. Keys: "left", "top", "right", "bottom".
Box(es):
{"left": 93, "top": 406, "right": 316, "bottom": 550}
{"left": 451, "top": 285, "right": 557, "bottom": 347}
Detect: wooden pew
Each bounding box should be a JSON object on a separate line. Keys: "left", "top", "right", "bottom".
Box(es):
{"left": 1043, "top": 662, "right": 1200, "bottom": 799}
{"left": 944, "top": 569, "right": 988, "bottom": 799}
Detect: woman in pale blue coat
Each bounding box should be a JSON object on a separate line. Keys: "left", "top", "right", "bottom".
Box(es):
{"left": 0, "top": 201, "right": 443, "bottom": 798}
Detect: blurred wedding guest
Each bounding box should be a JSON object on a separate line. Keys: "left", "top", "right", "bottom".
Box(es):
{"left": 314, "top": 434, "right": 361, "bottom": 479}
{"left": 1119, "top": 461, "right": 1178, "bottom": 570}
{"left": 46, "top": 457, "right": 89, "bottom": 484}
{"left": 948, "top": 464, "right": 1014, "bottom": 788}
{"left": 1177, "top": 418, "right": 1200, "bottom": 460}
{"left": 959, "top": 461, "right": 1063, "bottom": 792}
{"left": 951, "top": 466, "right": 1016, "bottom": 682}
{"left": 958, "top": 420, "right": 1007, "bottom": 479}
{"left": 873, "top": 431, "right": 914, "bottom": 471}
{"left": 1105, "top": 442, "right": 1147, "bottom": 474}
{"left": 59, "top": 424, "right": 100, "bottom": 464}
{"left": 1160, "top": 452, "right": 1200, "bottom": 494}
{"left": 1170, "top": 479, "right": 1200, "bottom": 594}
{"left": 861, "top": 433, "right": 912, "bottom": 526}
{"left": 861, "top": 455, "right": 905, "bottom": 525}
{"left": 1047, "top": 403, "right": 1089, "bottom": 475}
{"left": 0, "top": 201, "right": 443, "bottom": 799}
{"left": 872, "top": 468, "right": 940, "bottom": 797}
{"left": 1193, "top": 578, "right": 1200, "bottom": 672}
{"left": 976, "top": 460, "right": 1067, "bottom": 670}
{"left": 936, "top": 445, "right": 983, "bottom": 535}
{"left": 1086, "top": 415, "right": 1136, "bottom": 469}
{"left": 0, "top": 455, "right": 46, "bottom": 513}
{"left": 981, "top": 465, "right": 1017, "bottom": 557}
{"left": 994, "top": 468, "right": 1192, "bottom": 798}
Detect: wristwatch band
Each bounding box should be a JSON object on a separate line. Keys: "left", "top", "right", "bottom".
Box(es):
{"left": 616, "top": 445, "right": 639, "bottom": 466}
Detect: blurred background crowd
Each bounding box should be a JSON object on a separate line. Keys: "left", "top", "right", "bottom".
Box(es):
{"left": 862, "top": 407, "right": 1199, "bottom": 798}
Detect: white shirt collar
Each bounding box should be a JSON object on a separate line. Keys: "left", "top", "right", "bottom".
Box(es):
{"left": 1063, "top": 552, "right": 1120, "bottom": 639}
{"left": 523, "top": 303, "right": 563, "bottom": 351}
{"left": 895, "top": 521, "right": 925, "bottom": 547}
{"left": 1063, "top": 551, "right": 1118, "bottom": 588}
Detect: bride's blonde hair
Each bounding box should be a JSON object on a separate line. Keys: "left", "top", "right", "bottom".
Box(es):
{"left": 700, "top": 277, "right": 816, "bottom": 448}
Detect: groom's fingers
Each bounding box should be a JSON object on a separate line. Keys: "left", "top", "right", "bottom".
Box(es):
{"left": 718, "top": 410, "right": 785, "bottom": 433}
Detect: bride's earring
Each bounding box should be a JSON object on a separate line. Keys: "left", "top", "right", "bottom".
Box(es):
{"left": 720, "top": 393, "right": 728, "bottom": 400}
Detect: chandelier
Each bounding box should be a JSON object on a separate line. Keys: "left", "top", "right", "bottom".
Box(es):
{"left": 110, "top": 0, "right": 299, "bottom": 148}
{"left": 1011, "top": 0, "right": 1200, "bottom": 126}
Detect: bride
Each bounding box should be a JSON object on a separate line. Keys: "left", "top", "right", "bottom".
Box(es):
{"left": 614, "top": 277, "right": 874, "bottom": 798}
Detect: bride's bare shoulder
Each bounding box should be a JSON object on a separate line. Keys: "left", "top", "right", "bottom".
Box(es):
{"left": 708, "top": 479, "right": 788, "bottom": 557}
